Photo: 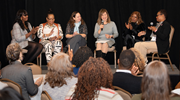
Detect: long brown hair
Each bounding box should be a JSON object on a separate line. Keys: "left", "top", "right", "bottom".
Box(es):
{"left": 71, "top": 57, "right": 113, "bottom": 100}
{"left": 44, "top": 52, "right": 74, "bottom": 88}
{"left": 67, "top": 11, "right": 85, "bottom": 28}
{"left": 97, "top": 9, "right": 111, "bottom": 25}
{"left": 128, "top": 11, "right": 144, "bottom": 25}
{"left": 130, "top": 48, "right": 145, "bottom": 71}
{"left": 141, "top": 61, "right": 171, "bottom": 100}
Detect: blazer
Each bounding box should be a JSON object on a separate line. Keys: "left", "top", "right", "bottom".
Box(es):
{"left": 154, "top": 20, "right": 171, "bottom": 54}
{"left": 2, "top": 61, "right": 38, "bottom": 100}
{"left": 112, "top": 72, "right": 142, "bottom": 94}
{"left": 11, "top": 22, "right": 35, "bottom": 49}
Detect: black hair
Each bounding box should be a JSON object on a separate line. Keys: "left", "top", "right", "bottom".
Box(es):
{"left": 119, "top": 50, "right": 135, "bottom": 69}
{"left": 47, "top": 8, "right": 54, "bottom": 18}
{"left": 0, "top": 87, "right": 24, "bottom": 100}
{"left": 14, "top": 9, "right": 29, "bottom": 30}
{"left": 72, "top": 46, "right": 93, "bottom": 67}
{"left": 159, "top": 9, "right": 167, "bottom": 18}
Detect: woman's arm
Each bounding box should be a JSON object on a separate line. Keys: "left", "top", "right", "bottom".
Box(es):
{"left": 112, "top": 22, "right": 119, "bottom": 38}
{"left": 57, "top": 24, "right": 63, "bottom": 40}
{"left": 13, "top": 23, "right": 32, "bottom": 42}
{"left": 65, "top": 24, "right": 74, "bottom": 38}
{"left": 94, "top": 23, "right": 100, "bottom": 38}
{"left": 79, "top": 23, "right": 88, "bottom": 38}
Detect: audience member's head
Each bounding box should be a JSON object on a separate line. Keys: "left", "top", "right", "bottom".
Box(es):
{"left": 72, "top": 46, "right": 93, "bottom": 68}
{"left": 45, "top": 52, "right": 74, "bottom": 88}
{"left": 156, "top": 9, "right": 167, "bottom": 22}
{"left": 130, "top": 48, "right": 145, "bottom": 71}
{"left": 0, "top": 87, "right": 24, "bottom": 100}
{"left": 128, "top": 11, "right": 143, "bottom": 25}
{"left": 118, "top": 50, "right": 135, "bottom": 70}
{"left": 71, "top": 57, "right": 113, "bottom": 100}
{"left": 6, "top": 43, "right": 23, "bottom": 63}
{"left": 141, "top": 60, "right": 171, "bottom": 100}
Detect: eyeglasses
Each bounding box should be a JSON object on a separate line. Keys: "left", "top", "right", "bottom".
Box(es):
{"left": 23, "top": 14, "right": 28, "bottom": 16}
{"left": 47, "top": 18, "right": 55, "bottom": 20}
{"left": 156, "top": 14, "right": 162, "bottom": 16}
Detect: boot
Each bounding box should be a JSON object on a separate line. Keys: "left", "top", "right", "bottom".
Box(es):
{"left": 96, "top": 50, "right": 102, "bottom": 58}
{"left": 102, "top": 52, "right": 107, "bottom": 59}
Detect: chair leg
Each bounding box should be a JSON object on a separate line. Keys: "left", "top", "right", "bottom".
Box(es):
{"left": 94, "top": 50, "right": 96, "bottom": 58}
{"left": 152, "top": 53, "right": 155, "bottom": 61}
{"left": 40, "top": 53, "right": 42, "bottom": 67}
{"left": 37, "top": 57, "right": 39, "bottom": 66}
{"left": 114, "top": 50, "right": 116, "bottom": 68}
{"left": 157, "top": 54, "right": 160, "bottom": 61}
{"left": 166, "top": 53, "right": 174, "bottom": 71}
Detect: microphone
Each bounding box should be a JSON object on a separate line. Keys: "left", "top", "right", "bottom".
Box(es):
{"left": 150, "top": 22, "right": 153, "bottom": 26}
{"left": 101, "top": 21, "right": 104, "bottom": 31}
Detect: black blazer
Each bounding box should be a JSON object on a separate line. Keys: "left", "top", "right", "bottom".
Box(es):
{"left": 154, "top": 20, "right": 171, "bottom": 54}
{"left": 112, "top": 72, "right": 142, "bottom": 94}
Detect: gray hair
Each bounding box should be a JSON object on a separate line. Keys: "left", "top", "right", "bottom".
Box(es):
{"left": 6, "top": 43, "right": 22, "bottom": 62}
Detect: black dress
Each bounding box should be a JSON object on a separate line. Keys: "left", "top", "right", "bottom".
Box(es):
{"left": 123, "top": 22, "right": 146, "bottom": 49}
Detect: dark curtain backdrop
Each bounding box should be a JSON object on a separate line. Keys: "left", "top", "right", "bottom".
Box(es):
{"left": 0, "top": 0, "right": 180, "bottom": 68}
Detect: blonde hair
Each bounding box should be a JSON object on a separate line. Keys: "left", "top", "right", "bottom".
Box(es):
{"left": 45, "top": 52, "right": 74, "bottom": 88}
{"left": 141, "top": 61, "right": 171, "bottom": 100}
{"left": 128, "top": 11, "right": 144, "bottom": 25}
{"left": 6, "top": 43, "right": 22, "bottom": 62}
{"left": 97, "top": 9, "right": 111, "bottom": 25}
{"left": 130, "top": 48, "right": 145, "bottom": 71}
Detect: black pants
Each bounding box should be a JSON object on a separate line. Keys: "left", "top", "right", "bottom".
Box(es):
{"left": 22, "top": 41, "right": 43, "bottom": 64}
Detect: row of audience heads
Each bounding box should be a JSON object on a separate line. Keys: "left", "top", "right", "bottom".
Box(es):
{"left": 4, "top": 43, "right": 171, "bottom": 100}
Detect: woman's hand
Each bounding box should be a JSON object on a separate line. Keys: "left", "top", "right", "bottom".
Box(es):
{"left": 131, "top": 65, "right": 139, "bottom": 76}
{"left": 31, "top": 26, "right": 39, "bottom": 34}
{"left": 129, "top": 24, "right": 133, "bottom": 30}
{"left": 125, "top": 23, "right": 130, "bottom": 29}
{"left": 105, "top": 34, "right": 111, "bottom": 39}
{"left": 98, "top": 25, "right": 104, "bottom": 34}
{"left": 138, "top": 31, "right": 146, "bottom": 37}
{"left": 35, "top": 77, "right": 43, "bottom": 87}
{"left": 49, "top": 36, "right": 57, "bottom": 41}
{"left": 68, "top": 45, "right": 73, "bottom": 61}
{"left": 73, "top": 31, "right": 79, "bottom": 36}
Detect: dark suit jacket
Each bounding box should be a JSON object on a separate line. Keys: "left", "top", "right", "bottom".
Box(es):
{"left": 113, "top": 72, "right": 142, "bottom": 94}
{"left": 155, "top": 20, "right": 171, "bottom": 54}
{"left": 2, "top": 61, "right": 38, "bottom": 100}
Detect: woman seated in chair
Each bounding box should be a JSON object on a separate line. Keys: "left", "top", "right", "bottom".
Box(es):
{"left": 64, "top": 11, "right": 88, "bottom": 54}
{"left": 37, "top": 9, "right": 63, "bottom": 63}
{"left": 132, "top": 61, "right": 180, "bottom": 100}
{"left": 43, "top": 52, "right": 77, "bottom": 100}
{"left": 11, "top": 9, "right": 43, "bottom": 64}
{"left": 1, "top": 43, "right": 43, "bottom": 100}
{"left": 123, "top": 11, "right": 146, "bottom": 49}
{"left": 65, "top": 57, "right": 123, "bottom": 100}
{"left": 94, "top": 9, "right": 118, "bottom": 59}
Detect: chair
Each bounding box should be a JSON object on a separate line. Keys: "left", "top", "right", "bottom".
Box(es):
{"left": 24, "top": 63, "right": 42, "bottom": 75}
{"left": 0, "top": 78, "right": 22, "bottom": 95}
{"left": 41, "top": 91, "right": 52, "bottom": 100}
{"left": 113, "top": 86, "right": 132, "bottom": 100}
{"left": 147, "top": 25, "right": 175, "bottom": 71}
{"left": 94, "top": 46, "right": 117, "bottom": 68}
{"left": 10, "top": 30, "right": 40, "bottom": 65}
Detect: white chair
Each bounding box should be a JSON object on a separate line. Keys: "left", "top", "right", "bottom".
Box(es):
{"left": 94, "top": 46, "right": 117, "bottom": 68}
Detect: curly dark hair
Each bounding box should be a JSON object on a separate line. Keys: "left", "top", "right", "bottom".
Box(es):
{"left": 46, "top": 8, "right": 54, "bottom": 18}
{"left": 67, "top": 11, "right": 85, "bottom": 28}
{"left": 14, "top": 9, "right": 29, "bottom": 30}
{"left": 72, "top": 46, "right": 93, "bottom": 67}
{"left": 71, "top": 57, "right": 113, "bottom": 100}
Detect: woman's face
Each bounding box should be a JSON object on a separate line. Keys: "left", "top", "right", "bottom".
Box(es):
{"left": 46, "top": 14, "right": 55, "bottom": 25}
{"left": 101, "top": 12, "right": 108, "bottom": 22}
{"left": 21, "top": 13, "right": 28, "bottom": 22}
{"left": 73, "top": 13, "right": 81, "bottom": 23}
{"left": 131, "top": 14, "right": 138, "bottom": 23}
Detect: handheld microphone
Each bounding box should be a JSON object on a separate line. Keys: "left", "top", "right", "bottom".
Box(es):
{"left": 101, "top": 21, "right": 104, "bottom": 31}
{"left": 150, "top": 22, "right": 153, "bottom": 26}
